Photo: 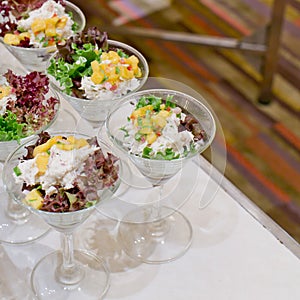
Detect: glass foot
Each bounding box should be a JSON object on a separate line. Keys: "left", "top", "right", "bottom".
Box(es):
{"left": 119, "top": 206, "right": 193, "bottom": 264}
{"left": 0, "top": 192, "right": 50, "bottom": 245}
{"left": 31, "top": 250, "right": 110, "bottom": 300}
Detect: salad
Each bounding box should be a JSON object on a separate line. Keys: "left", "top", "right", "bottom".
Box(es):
{"left": 13, "top": 132, "right": 119, "bottom": 212}
{"left": 0, "top": 69, "right": 59, "bottom": 141}
{"left": 47, "top": 27, "right": 144, "bottom": 100}
{"left": 0, "top": 0, "right": 79, "bottom": 48}
{"left": 120, "top": 94, "right": 207, "bottom": 160}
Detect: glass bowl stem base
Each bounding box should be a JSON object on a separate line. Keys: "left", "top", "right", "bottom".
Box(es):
{"left": 31, "top": 250, "right": 110, "bottom": 300}
{"left": 119, "top": 206, "right": 193, "bottom": 264}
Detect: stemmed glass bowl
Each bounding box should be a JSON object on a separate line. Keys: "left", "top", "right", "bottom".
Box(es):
{"left": 105, "top": 89, "right": 216, "bottom": 263}
{"left": 47, "top": 38, "right": 149, "bottom": 128}
{"left": 3, "top": 131, "right": 120, "bottom": 299}
{"left": 0, "top": 66, "right": 60, "bottom": 245}
{"left": 0, "top": 1, "right": 86, "bottom": 72}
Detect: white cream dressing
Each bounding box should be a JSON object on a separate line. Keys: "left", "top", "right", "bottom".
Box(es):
{"left": 80, "top": 76, "right": 140, "bottom": 100}
{"left": 15, "top": 158, "right": 39, "bottom": 186}
{"left": 124, "top": 111, "right": 195, "bottom": 157}
{"left": 15, "top": 144, "right": 99, "bottom": 195}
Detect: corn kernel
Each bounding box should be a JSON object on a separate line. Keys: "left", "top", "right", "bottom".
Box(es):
{"left": 101, "top": 52, "right": 109, "bottom": 61}
{"left": 91, "top": 71, "right": 105, "bottom": 84}
{"left": 139, "top": 127, "right": 153, "bottom": 135}
{"left": 23, "top": 189, "right": 44, "bottom": 210}
{"left": 19, "top": 32, "right": 31, "bottom": 40}
{"left": 134, "top": 67, "right": 142, "bottom": 77}
{"left": 0, "top": 86, "right": 11, "bottom": 99}
{"left": 147, "top": 132, "right": 157, "bottom": 144}
{"left": 151, "top": 115, "right": 167, "bottom": 128}
{"left": 130, "top": 105, "right": 153, "bottom": 119}
{"left": 158, "top": 110, "right": 170, "bottom": 118}
{"left": 36, "top": 152, "right": 49, "bottom": 175}
{"left": 120, "top": 66, "right": 134, "bottom": 79}
{"left": 107, "top": 68, "right": 119, "bottom": 84}
{"left": 3, "top": 33, "right": 20, "bottom": 45}
{"left": 67, "top": 135, "right": 76, "bottom": 144}
{"left": 56, "top": 143, "right": 75, "bottom": 151}
{"left": 126, "top": 55, "right": 139, "bottom": 67}
{"left": 74, "top": 138, "right": 89, "bottom": 148}
{"left": 31, "top": 18, "right": 46, "bottom": 33}
{"left": 108, "top": 51, "right": 120, "bottom": 64}
{"left": 91, "top": 60, "right": 100, "bottom": 73}
{"left": 33, "top": 136, "right": 63, "bottom": 157}
{"left": 56, "top": 16, "right": 67, "bottom": 29}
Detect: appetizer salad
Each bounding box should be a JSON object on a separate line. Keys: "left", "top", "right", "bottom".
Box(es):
{"left": 13, "top": 132, "right": 119, "bottom": 212}
{"left": 47, "top": 27, "right": 143, "bottom": 100}
{"left": 120, "top": 94, "right": 207, "bottom": 160}
{"left": 0, "top": 0, "right": 79, "bottom": 48}
{"left": 0, "top": 70, "right": 59, "bottom": 141}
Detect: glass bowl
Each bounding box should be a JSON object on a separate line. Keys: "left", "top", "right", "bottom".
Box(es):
{"left": 0, "top": 1, "right": 86, "bottom": 72}
{"left": 106, "top": 89, "right": 216, "bottom": 185}
{"left": 3, "top": 132, "right": 120, "bottom": 227}
{"left": 0, "top": 66, "right": 60, "bottom": 161}
{"left": 47, "top": 39, "right": 149, "bottom": 127}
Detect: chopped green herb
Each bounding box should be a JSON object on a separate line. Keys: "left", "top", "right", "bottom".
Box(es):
{"left": 120, "top": 126, "right": 129, "bottom": 137}
{"left": 142, "top": 146, "right": 152, "bottom": 158}
{"left": 155, "top": 148, "right": 180, "bottom": 160}
{"left": 85, "top": 201, "right": 97, "bottom": 208}
{"left": 165, "top": 95, "right": 176, "bottom": 109}
{"left": 135, "top": 132, "right": 143, "bottom": 141}
{"left": 136, "top": 95, "right": 162, "bottom": 111}
{"left": 117, "top": 49, "right": 129, "bottom": 58}
{"left": 42, "top": 40, "right": 49, "bottom": 47}
{"left": 13, "top": 166, "right": 22, "bottom": 176}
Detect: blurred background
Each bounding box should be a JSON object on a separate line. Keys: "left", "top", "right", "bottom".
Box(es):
{"left": 71, "top": 0, "right": 300, "bottom": 243}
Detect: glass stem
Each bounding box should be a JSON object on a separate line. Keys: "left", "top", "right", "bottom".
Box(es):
{"left": 153, "top": 184, "right": 163, "bottom": 220}
{"left": 62, "top": 232, "right": 75, "bottom": 270}
{"left": 6, "top": 197, "right": 30, "bottom": 222}
{"left": 55, "top": 232, "right": 84, "bottom": 285}
{"left": 150, "top": 185, "right": 170, "bottom": 240}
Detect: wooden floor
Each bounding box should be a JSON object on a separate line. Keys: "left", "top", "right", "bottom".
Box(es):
{"left": 72, "top": 0, "right": 300, "bottom": 243}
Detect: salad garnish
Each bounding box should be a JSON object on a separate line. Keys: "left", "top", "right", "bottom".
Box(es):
{"left": 0, "top": 0, "right": 79, "bottom": 48}
{"left": 14, "top": 132, "right": 119, "bottom": 212}
{"left": 0, "top": 70, "right": 59, "bottom": 141}
{"left": 47, "top": 27, "right": 144, "bottom": 100}
{"left": 120, "top": 94, "right": 207, "bottom": 160}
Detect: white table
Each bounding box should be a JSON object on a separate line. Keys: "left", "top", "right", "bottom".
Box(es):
{"left": 0, "top": 43, "right": 299, "bottom": 300}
